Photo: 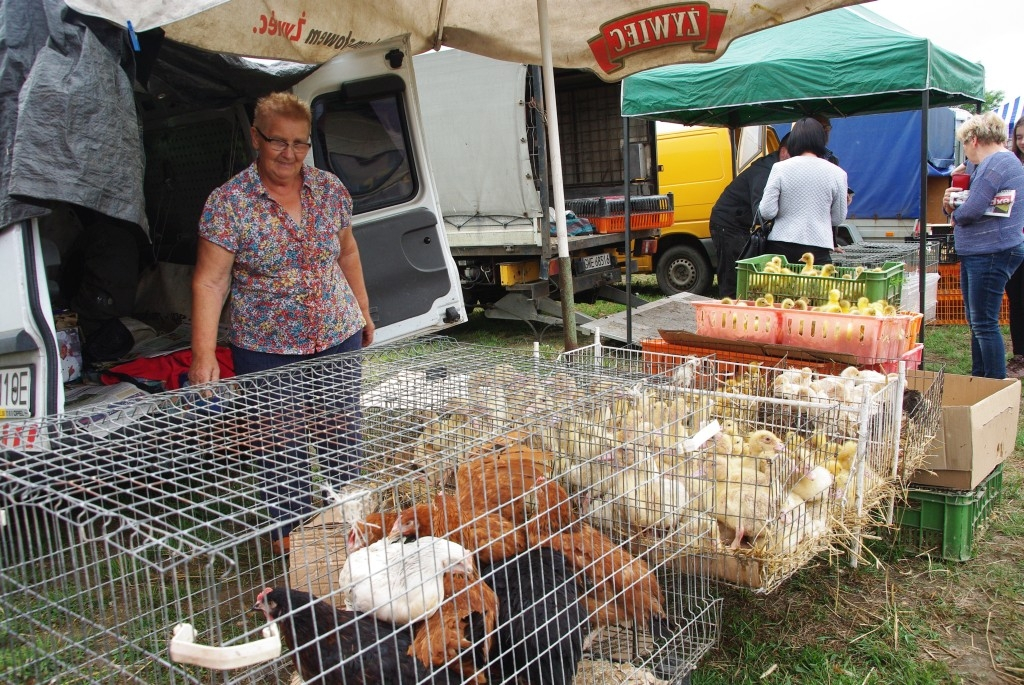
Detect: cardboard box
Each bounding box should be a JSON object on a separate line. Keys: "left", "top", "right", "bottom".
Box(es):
{"left": 911, "top": 374, "right": 1020, "bottom": 490}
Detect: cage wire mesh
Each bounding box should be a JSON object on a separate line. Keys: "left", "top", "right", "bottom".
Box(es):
{"left": 1, "top": 337, "right": 722, "bottom": 685}
{"left": 559, "top": 344, "right": 938, "bottom": 592}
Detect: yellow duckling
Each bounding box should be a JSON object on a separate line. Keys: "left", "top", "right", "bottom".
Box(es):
{"left": 762, "top": 256, "right": 784, "bottom": 274}
{"left": 819, "top": 263, "right": 837, "bottom": 278}
{"left": 817, "top": 288, "right": 844, "bottom": 313}
{"left": 780, "top": 298, "right": 796, "bottom": 309}
{"left": 721, "top": 297, "right": 736, "bottom": 305}
{"left": 839, "top": 298, "right": 852, "bottom": 313}
{"left": 852, "top": 266, "right": 865, "bottom": 280}
{"left": 881, "top": 304, "right": 898, "bottom": 316}
{"left": 780, "top": 267, "right": 795, "bottom": 275}
{"left": 799, "top": 252, "right": 819, "bottom": 275}
{"left": 854, "top": 297, "right": 875, "bottom": 315}
{"left": 753, "top": 293, "right": 775, "bottom": 307}
{"left": 793, "top": 297, "right": 810, "bottom": 311}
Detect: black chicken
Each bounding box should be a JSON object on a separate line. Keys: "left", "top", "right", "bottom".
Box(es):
{"left": 254, "top": 587, "right": 457, "bottom": 685}
{"left": 479, "top": 547, "right": 587, "bottom": 685}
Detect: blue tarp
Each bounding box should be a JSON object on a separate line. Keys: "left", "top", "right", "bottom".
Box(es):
{"left": 773, "top": 108, "right": 960, "bottom": 220}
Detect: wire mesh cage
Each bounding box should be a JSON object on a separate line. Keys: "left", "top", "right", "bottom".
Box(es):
{"left": 831, "top": 241, "right": 939, "bottom": 273}
{"left": 559, "top": 346, "right": 848, "bottom": 593}
{"left": 559, "top": 344, "right": 939, "bottom": 592}
{"left": 1, "top": 337, "right": 721, "bottom": 685}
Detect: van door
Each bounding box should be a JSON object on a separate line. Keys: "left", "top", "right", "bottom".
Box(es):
{"left": 0, "top": 220, "right": 59, "bottom": 443}
{"left": 292, "top": 37, "right": 466, "bottom": 341}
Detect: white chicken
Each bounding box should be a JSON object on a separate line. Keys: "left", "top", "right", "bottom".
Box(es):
{"left": 338, "top": 535, "right": 475, "bottom": 625}
{"left": 608, "top": 455, "right": 692, "bottom": 531}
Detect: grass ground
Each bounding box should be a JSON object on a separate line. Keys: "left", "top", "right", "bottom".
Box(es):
{"left": 447, "top": 301, "right": 1024, "bottom": 685}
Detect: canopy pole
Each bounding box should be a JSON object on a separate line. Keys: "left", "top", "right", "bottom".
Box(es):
{"left": 538, "top": 0, "right": 578, "bottom": 350}
{"left": 623, "top": 117, "right": 633, "bottom": 346}
{"left": 918, "top": 91, "right": 929, "bottom": 347}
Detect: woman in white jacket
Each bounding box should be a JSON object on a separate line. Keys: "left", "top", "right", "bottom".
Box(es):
{"left": 759, "top": 117, "right": 847, "bottom": 266}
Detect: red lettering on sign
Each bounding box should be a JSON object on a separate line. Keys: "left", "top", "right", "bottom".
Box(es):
{"left": 588, "top": 3, "right": 727, "bottom": 74}
{"left": 252, "top": 10, "right": 307, "bottom": 42}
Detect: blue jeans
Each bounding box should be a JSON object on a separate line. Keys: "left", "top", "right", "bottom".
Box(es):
{"left": 232, "top": 330, "right": 365, "bottom": 539}
{"left": 961, "top": 246, "right": 1024, "bottom": 378}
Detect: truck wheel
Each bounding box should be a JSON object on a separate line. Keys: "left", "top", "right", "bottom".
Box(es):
{"left": 656, "top": 244, "right": 712, "bottom": 296}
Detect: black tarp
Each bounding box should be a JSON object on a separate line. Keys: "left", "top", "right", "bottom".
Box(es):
{"left": 0, "top": 0, "right": 314, "bottom": 237}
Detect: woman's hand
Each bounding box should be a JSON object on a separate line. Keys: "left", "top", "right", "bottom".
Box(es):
{"left": 942, "top": 187, "right": 956, "bottom": 218}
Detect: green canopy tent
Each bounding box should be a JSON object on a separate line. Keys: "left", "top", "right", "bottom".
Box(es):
{"left": 620, "top": 5, "right": 985, "bottom": 331}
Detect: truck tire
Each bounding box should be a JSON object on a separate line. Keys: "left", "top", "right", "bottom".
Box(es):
{"left": 656, "top": 244, "right": 712, "bottom": 296}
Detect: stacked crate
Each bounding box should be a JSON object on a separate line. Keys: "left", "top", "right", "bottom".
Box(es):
{"left": 893, "top": 463, "right": 1003, "bottom": 561}
{"left": 934, "top": 262, "right": 1011, "bottom": 325}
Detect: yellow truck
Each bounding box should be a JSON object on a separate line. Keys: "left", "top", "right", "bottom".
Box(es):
{"left": 639, "top": 124, "right": 779, "bottom": 295}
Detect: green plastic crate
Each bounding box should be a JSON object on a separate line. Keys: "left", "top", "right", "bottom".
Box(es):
{"left": 893, "top": 463, "right": 1004, "bottom": 561}
{"left": 735, "top": 254, "right": 904, "bottom": 308}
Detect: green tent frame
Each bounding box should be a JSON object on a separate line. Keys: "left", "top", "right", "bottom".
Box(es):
{"left": 620, "top": 5, "right": 985, "bottom": 334}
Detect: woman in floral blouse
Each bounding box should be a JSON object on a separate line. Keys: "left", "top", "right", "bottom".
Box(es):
{"left": 189, "top": 92, "right": 373, "bottom": 554}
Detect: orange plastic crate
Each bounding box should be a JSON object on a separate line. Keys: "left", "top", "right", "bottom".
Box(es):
{"left": 937, "top": 263, "right": 960, "bottom": 294}
{"left": 693, "top": 301, "right": 782, "bottom": 344}
{"left": 640, "top": 337, "right": 917, "bottom": 375}
{"left": 933, "top": 293, "right": 1010, "bottom": 325}
{"left": 590, "top": 210, "right": 674, "bottom": 234}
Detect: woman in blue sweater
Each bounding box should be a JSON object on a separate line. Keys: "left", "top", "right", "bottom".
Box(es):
{"left": 943, "top": 111, "right": 1024, "bottom": 379}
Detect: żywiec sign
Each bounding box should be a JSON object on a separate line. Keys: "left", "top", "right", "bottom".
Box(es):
{"left": 588, "top": 3, "right": 727, "bottom": 74}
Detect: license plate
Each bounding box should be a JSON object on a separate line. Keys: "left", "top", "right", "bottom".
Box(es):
{"left": 0, "top": 365, "right": 34, "bottom": 419}
{"left": 579, "top": 252, "right": 612, "bottom": 272}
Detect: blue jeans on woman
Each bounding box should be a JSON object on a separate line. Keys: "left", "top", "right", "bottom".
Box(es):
{"left": 961, "top": 245, "right": 1024, "bottom": 378}
{"left": 232, "top": 330, "right": 365, "bottom": 541}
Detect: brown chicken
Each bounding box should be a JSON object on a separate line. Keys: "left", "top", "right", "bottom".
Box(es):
{"left": 455, "top": 447, "right": 576, "bottom": 536}
{"left": 536, "top": 520, "right": 673, "bottom": 639}
{"left": 346, "top": 511, "right": 400, "bottom": 554}
{"left": 391, "top": 492, "right": 528, "bottom": 565}
{"left": 409, "top": 573, "right": 499, "bottom": 683}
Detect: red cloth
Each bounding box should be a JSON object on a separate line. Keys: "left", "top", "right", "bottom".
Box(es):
{"left": 102, "top": 346, "right": 234, "bottom": 390}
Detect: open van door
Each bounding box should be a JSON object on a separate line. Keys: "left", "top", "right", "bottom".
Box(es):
{"left": 293, "top": 38, "right": 465, "bottom": 340}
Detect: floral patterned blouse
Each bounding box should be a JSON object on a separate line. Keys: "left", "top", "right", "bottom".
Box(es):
{"left": 199, "top": 163, "right": 365, "bottom": 354}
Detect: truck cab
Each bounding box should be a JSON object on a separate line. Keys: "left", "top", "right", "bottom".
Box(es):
{"left": 0, "top": 36, "right": 465, "bottom": 434}
{"left": 650, "top": 123, "right": 778, "bottom": 295}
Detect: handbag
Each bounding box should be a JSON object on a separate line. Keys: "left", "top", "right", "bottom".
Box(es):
{"left": 737, "top": 210, "right": 774, "bottom": 262}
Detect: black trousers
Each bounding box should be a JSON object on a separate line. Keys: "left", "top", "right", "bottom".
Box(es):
{"left": 710, "top": 223, "right": 750, "bottom": 299}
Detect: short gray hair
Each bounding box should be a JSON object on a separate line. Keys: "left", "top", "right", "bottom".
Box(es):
{"left": 957, "top": 111, "right": 1008, "bottom": 146}
{"left": 253, "top": 92, "right": 312, "bottom": 130}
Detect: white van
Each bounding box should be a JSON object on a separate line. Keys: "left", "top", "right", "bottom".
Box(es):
{"left": 0, "top": 36, "right": 465, "bottom": 437}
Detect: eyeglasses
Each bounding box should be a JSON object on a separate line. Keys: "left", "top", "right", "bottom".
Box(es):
{"left": 254, "top": 126, "right": 311, "bottom": 154}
